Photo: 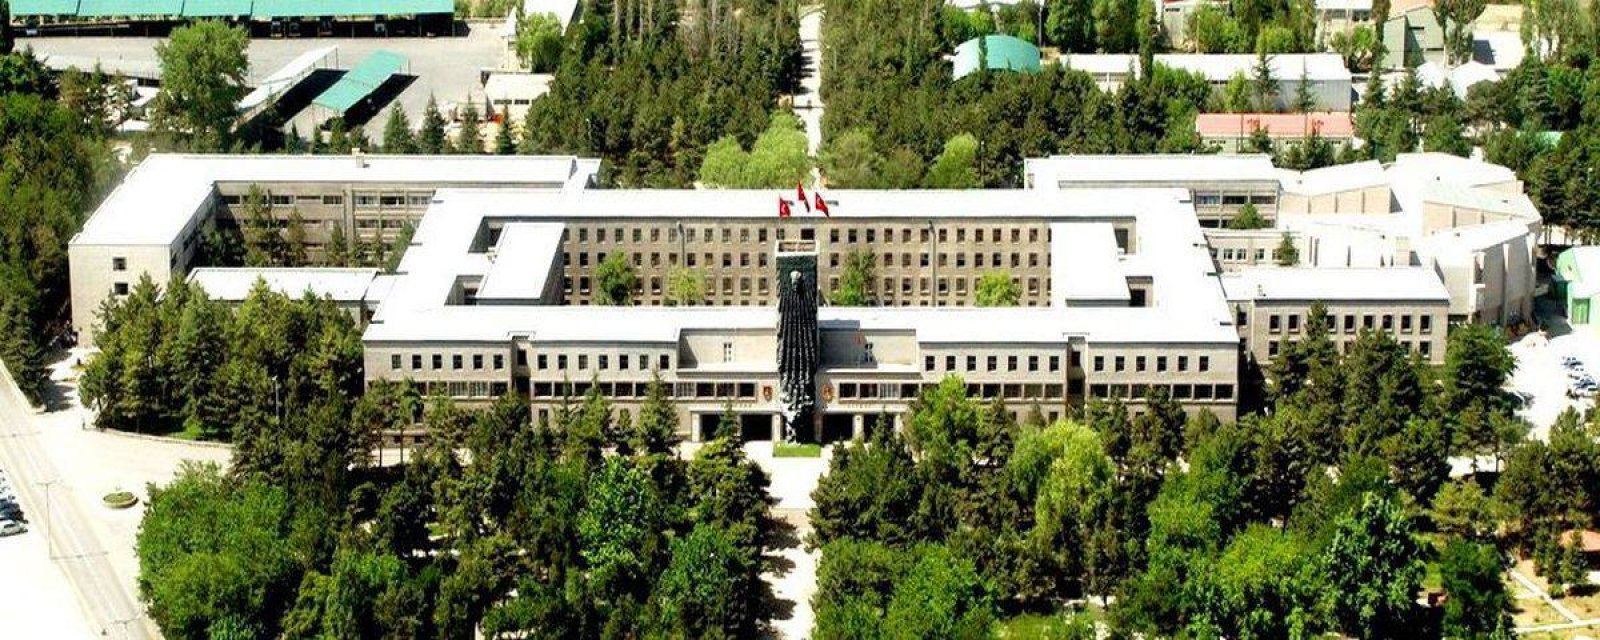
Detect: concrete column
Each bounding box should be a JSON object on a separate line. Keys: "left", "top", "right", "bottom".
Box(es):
{"left": 688, "top": 412, "right": 702, "bottom": 443}
{"left": 771, "top": 414, "right": 785, "bottom": 442}
{"left": 893, "top": 413, "right": 905, "bottom": 434}
{"left": 852, "top": 414, "right": 865, "bottom": 441}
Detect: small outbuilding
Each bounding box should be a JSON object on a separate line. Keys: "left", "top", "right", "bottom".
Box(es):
{"left": 951, "top": 35, "right": 1041, "bottom": 80}
{"left": 1556, "top": 247, "right": 1600, "bottom": 326}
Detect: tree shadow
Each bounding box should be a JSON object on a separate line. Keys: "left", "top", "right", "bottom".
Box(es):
{"left": 755, "top": 514, "right": 803, "bottom": 637}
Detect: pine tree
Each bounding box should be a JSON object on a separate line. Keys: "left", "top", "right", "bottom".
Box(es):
{"left": 454, "top": 100, "right": 483, "bottom": 154}
{"left": 418, "top": 96, "right": 448, "bottom": 154}
{"left": 493, "top": 106, "right": 516, "bottom": 155}
{"left": 381, "top": 107, "right": 415, "bottom": 154}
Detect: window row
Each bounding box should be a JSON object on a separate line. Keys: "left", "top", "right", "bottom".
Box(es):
{"left": 1088, "top": 382, "right": 1235, "bottom": 401}
{"left": 530, "top": 380, "right": 752, "bottom": 400}
{"left": 829, "top": 251, "right": 1047, "bottom": 270}
{"left": 923, "top": 353, "right": 1074, "bottom": 374}
{"left": 830, "top": 226, "right": 1048, "bottom": 245}
{"left": 1260, "top": 311, "right": 1434, "bottom": 335}
{"left": 827, "top": 276, "right": 1046, "bottom": 297}
{"left": 1266, "top": 338, "right": 1434, "bottom": 358}
{"left": 1213, "top": 247, "right": 1283, "bottom": 262}
{"left": 1092, "top": 354, "right": 1211, "bottom": 373}
{"left": 1193, "top": 193, "right": 1277, "bottom": 207}
{"left": 392, "top": 352, "right": 506, "bottom": 372}
{"left": 837, "top": 381, "right": 1069, "bottom": 401}
{"left": 415, "top": 380, "right": 509, "bottom": 399}
{"left": 529, "top": 352, "right": 672, "bottom": 373}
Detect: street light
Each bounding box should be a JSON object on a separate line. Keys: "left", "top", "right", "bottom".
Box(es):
{"left": 37, "top": 477, "right": 58, "bottom": 560}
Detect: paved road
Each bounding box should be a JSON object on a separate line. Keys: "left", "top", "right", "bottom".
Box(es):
{"left": 794, "top": 6, "right": 824, "bottom": 160}
{"left": 0, "top": 362, "right": 154, "bottom": 640}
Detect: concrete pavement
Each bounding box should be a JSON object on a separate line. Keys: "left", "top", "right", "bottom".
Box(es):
{"left": 0, "top": 361, "right": 155, "bottom": 640}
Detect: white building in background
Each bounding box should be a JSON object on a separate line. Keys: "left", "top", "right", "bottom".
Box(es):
{"left": 1029, "top": 152, "right": 1542, "bottom": 362}
{"left": 1060, "top": 53, "right": 1355, "bottom": 111}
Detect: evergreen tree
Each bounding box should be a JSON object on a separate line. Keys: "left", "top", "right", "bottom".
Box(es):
{"left": 418, "top": 96, "right": 448, "bottom": 154}
{"left": 381, "top": 108, "right": 415, "bottom": 154}
{"left": 493, "top": 106, "right": 516, "bottom": 155}
{"left": 455, "top": 100, "right": 483, "bottom": 154}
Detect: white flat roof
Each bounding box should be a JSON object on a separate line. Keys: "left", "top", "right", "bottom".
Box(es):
{"left": 1221, "top": 267, "right": 1450, "bottom": 302}
{"left": 427, "top": 187, "right": 1194, "bottom": 220}
{"left": 188, "top": 267, "right": 380, "bottom": 302}
{"left": 1051, "top": 222, "right": 1129, "bottom": 303}
{"left": 1027, "top": 154, "right": 1280, "bottom": 186}
{"left": 1280, "top": 160, "right": 1388, "bottom": 194}
{"left": 477, "top": 222, "right": 565, "bottom": 302}
{"left": 363, "top": 186, "right": 1238, "bottom": 346}
{"left": 1063, "top": 53, "right": 1352, "bottom": 82}
{"left": 72, "top": 154, "right": 600, "bottom": 247}
{"left": 1156, "top": 53, "right": 1352, "bottom": 82}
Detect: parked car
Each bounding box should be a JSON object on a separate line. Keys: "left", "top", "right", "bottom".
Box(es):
{"left": 1563, "top": 355, "right": 1584, "bottom": 368}
{"left": 0, "top": 519, "right": 25, "bottom": 537}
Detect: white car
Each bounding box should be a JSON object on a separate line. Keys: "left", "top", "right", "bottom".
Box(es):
{"left": 0, "top": 519, "right": 25, "bottom": 537}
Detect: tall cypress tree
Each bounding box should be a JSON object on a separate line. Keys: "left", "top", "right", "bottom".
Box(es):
{"left": 381, "top": 107, "right": 415, "bottom": 154}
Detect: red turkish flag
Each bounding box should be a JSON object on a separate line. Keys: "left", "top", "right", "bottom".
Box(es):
{"left": 778, "top": 197, "right": 792, "bottom": 218}
{"left": 797, "top": 183, "right": 811, "bottom": 212}
{"left": 814, "top": 193, "right": 830, "bottom": 217}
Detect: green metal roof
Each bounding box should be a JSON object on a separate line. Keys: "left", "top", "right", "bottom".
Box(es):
{"left": 182, "top": 0, "right": 253, "bottom": 16}
{"left": 74, "top": 0, "right": 184, "bottom": 15}
{"left": 313, "top": 50, "right": 407, "bottom": 113}
{"left": 251, "top": 0, "right": 451, "bottom": 17}
{"left": 952, "top": 35, "right": 1042, "bottom": 80}
{"left": 10, "top": 0, "right": 82, "bottom": 16}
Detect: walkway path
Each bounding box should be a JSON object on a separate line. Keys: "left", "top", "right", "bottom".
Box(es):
{"left": 0, "top": 362, "right": 153, "bottom": 640}
{"left": 794, "top": 5, "right": 825, "bottom": 163}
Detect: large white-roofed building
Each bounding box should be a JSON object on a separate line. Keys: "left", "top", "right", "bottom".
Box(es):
{"left": 72, "top": 151, "right": 1544, "bottom": 442}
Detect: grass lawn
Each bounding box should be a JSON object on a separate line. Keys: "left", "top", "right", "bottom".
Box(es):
{"left": 773, "top": 442, "right": 823, "bottom": 458}
{"left": 994, "top": 611, "right": 1094, "bottom": 638}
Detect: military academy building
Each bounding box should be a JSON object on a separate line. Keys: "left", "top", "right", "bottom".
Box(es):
{"left": 69, "top": 153, "right": 1542, "bottom": 441}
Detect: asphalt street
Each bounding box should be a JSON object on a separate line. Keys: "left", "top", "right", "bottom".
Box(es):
{"left": 0, "top": 363, "right": 154, "bottom": 640}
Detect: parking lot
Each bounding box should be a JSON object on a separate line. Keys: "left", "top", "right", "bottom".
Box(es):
{"left": 1507, "top": 323, "right": 1600, "bottom": 441}
{"left": 21, "top": 25, "right": 510, "bottom": 137}
{"left": 0, "top": 465, "right": 97, "bottom": 639}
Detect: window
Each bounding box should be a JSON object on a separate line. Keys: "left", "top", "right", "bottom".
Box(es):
{"left": 1028, "top": 356, "right": 1039, "bottom": 372}
{"left": 619, "top": 355, "right": 629, "bottom": 370}
{"left": 1007, "top": 355, "right": 1018, "bottom": 371}
{"left": 1420, "top": 341, "right": 1433, "bottom": 358}
{"left": 1381, "top": 314, "right": 1393, "bottom": 331}
{"left": 322, "top": 195, "right": 343, "bottom": 205}
{"left": 493, "top": 354, "right": 504, "bottom": 370}
{"left": 659, "top": 354, "right": 671, "bottom": 370}
{"left": 946, "top": 356, "right": 956, "bottom": 370}
{"left": 1157, "top": 356, "right": 1168, "bottom": 372}
{"left": 925, "top": 356, "right": 936, "bottom": 372}
{"left": 1093, "top": 356, "right": 1105, "bottom": 372}
{"left": 967, "top": 356, "right": 977, "bottom": 371}
{"left": 452, "top": 355, "right": 463, "bottom": 370}
{"left": 411, "top": 355, "right": 422, "bottom": 369}
{"left": 558, "top": 355, "right": 568, "bottom": 369}
{"left": 1287, "top": 314, "right": 1300, "bottom": 332}
{"left": 598, "top": 355, "right": 609, "bottom": 370}
{"left": 391, "top": 355, "right": 402, "bottom": 370}
{"left": 537, "top": 354, "right": 548, "bottom": 370}
{"left": 987, "top": 356, "right": 998, "bottom": 372}
{"left": 1114, "top": 356, "right": 1126, "bottom": 372}
{"left": 472, "top": 354, "right": 483, "bottom": 370}
{"left": 1198, "top": 356, "right": 1210, "bottom": 372}
{"left": 1178, "top": 356, "right": 1189, "bottom": 371}
{"left": 723, "top": 342, "right": 734, "bottom": 362}
{"left": 432, "top": 354, "right": 443, "bottom": 369}
{"left": 1420, "top": 315, "right": 1433, "bottom": 334}
{"left": 1136, "top": 356, "right": 1147, "bottom": 372}
{"left": 1269, "top": 315, "right": 1282, "bottom": 333}
{"left": 1401, "top": 315, "right": 1413, "bottom": 333}
{"left": 578, "top": 355, "right": 588, "bottom": 370}
{"left": 863, "top": 342, "right": 876, "bottom": 364}
{"left": 112, "top": 282, "right": 129, "bottom": 295}
{"left": 112, "top": 257, "right": 126, "bottom": 271}
{"left": 1049, "top": 356, "right": 1060, "bottom": 372}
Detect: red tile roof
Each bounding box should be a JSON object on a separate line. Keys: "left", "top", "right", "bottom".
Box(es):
{"left": 1195, "top": 112, "right": 1356, "bottom": 138}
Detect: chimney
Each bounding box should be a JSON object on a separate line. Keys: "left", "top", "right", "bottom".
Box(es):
{"left": 352, "top": 148, "right": 367, "bottom": 168}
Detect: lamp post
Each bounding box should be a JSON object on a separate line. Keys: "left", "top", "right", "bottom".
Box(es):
{"left": 38, "top": 477, "right": 58, "bottom": 560}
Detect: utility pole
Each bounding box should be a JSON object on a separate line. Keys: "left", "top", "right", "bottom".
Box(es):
{"left": 38, "top": 477, "right": 58, "bottom": 560}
